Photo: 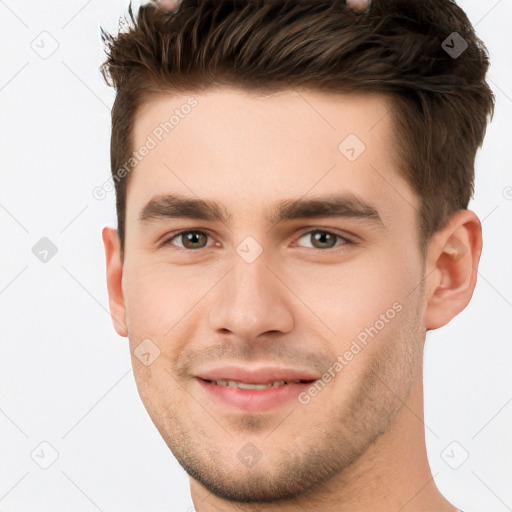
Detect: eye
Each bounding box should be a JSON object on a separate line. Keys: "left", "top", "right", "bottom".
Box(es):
{"left": 160, "top": 228, "right": 353, "bottom": 252}
{"left": 295, "top": 229, "right": 351, "bottom": 251}
{"left": 162, "top": 230, "right": 213, "bottom": 250}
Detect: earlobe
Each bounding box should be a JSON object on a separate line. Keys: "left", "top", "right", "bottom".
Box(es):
{"left": 423, "top": 210, "right": 483, "bottom": 330}
{"left": 102, "top": 227, "right": 128, "bottom": 337}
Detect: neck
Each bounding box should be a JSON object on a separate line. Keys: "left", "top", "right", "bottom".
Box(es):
{"left": 189, "top": 367, "right": 458, "bottom": 512}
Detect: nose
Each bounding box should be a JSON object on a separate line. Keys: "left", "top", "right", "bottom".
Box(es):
{"left": 208, "top": 252, "right": 295, "bottom": 340}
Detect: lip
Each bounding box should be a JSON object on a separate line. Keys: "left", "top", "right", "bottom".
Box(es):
{"left": 196, "top": 378, "right": 314, "bottom": 412}
{"left": 194, "top": 365, "right": 319, "bottom": 413}
{"left": 195, "top": 365, "right": 320, "bottom": 384}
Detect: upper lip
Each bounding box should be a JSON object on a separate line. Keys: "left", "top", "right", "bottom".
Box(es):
{"left": 195, "top": 365, "right": 320, "bottom": 384}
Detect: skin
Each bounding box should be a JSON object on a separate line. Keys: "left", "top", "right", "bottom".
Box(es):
{"left": 154, "top": 0, "right": 182, "bottom": 12}
{"left": 346, "top": 0, "right": 371, "bottom": 13}
{"left": 154, "top": 0, "right": 371, "bottom": 14}
{"left": 103, "top": 88, "right": 481, "bottom": 511}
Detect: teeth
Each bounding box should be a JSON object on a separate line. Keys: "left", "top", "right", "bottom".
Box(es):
{"left": 212, "top": 379, "right": 301, "bottom": 389}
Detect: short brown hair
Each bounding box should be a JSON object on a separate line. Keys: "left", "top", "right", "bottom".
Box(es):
{"left": 100, "top": 0, "right": 494, "bottom": 255}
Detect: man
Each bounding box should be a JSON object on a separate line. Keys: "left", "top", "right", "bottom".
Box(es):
{"left": 100, "top": 0, "right": 494, "bottom": 510}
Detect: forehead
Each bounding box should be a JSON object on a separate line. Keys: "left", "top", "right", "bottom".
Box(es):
{"left": 127, "top": 87, "right": 417, "bottom": 228}
{"left": 134, "top": 87, "right": 395, "bottom": 150}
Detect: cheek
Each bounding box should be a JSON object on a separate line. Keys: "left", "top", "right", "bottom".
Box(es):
{"left": 123, "top": 264, "right": 191, "bottom": 409}
{"left": 122, "top": 262, "right": 179, "bottom": 345}
{"left": 123, "top": 261, "right": 193, "bottom": 327}
{"left": 283, "top": 248, "right": 418, "bottom": 339}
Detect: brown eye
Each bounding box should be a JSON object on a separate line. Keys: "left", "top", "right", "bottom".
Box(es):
{"left": 165, "top": 230, "right": 210, "bottom": 250}
{"left": 313, "top": 231, "right": 337, "bottom": 249}
{"left": 296, "top": 230, "right": 349, "bottom": 250}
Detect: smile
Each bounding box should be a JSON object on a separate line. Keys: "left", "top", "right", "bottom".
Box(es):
{"left": 207, "top": 379, "right": 308, "bottom": 389}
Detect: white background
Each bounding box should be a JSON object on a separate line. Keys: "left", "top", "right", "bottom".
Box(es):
{"left": 0, "top": 1, "right": 510, "bottom": 511}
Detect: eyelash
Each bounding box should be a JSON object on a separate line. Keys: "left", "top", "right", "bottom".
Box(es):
{"left": 159, "top": 228, "right": 355, "bottom": 252}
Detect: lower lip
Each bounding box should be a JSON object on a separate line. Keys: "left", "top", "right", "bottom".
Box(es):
{"left": 196, "top": 378, "right": 314, "bottom": 412}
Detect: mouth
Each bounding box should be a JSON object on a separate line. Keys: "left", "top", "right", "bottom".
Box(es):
{"left": 200, "top": 378, "right": 315, "bottom": 389}
{"left": 194, "top": 366, "right": 319, "bottom": 412}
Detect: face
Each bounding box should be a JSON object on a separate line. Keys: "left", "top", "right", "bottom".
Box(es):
{"left": 115, "top": 88, "right": 429, "bottom": 501}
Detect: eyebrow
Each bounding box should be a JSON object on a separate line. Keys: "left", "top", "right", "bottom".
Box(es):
{"left": 138, "top": 193, "right": 383, "bottom": 226}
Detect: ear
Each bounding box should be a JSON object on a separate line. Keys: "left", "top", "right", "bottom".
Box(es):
{"left": 423, "top": 209, "right": 483, "bottom": 330}
{"left": 102, "top": 227, "right": 128, "bottom": 337}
